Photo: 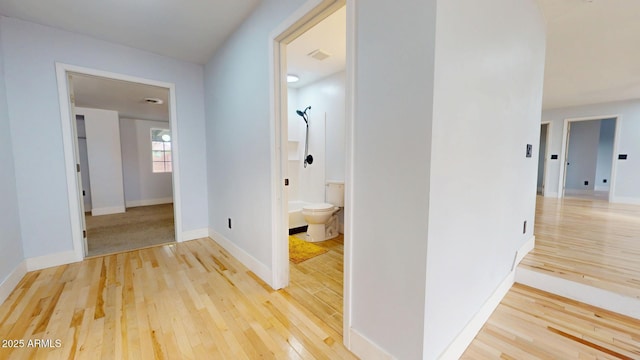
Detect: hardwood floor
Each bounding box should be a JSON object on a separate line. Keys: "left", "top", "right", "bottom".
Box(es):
{"left": 286, "top": 235, "right": 344, "bottom": 336}
{"left": 520, "top": 196, "right": 640, "bottom": 299}
{"left": 0, "top": 238, "right": 356, "bottom": 359}
{"left": 462, "top": 283, "right": 640, "bottom": 359}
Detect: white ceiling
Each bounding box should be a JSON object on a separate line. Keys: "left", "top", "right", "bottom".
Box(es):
{"left": 287, "top": 6, "right": 346, "bottom": 89}
{"left": 1, "top": 1, "right": 637, "bottom": 109}
{"left": 0, "top": 0, "right": 261, "bottom": 64}
{"left": 539, "top": 0, "right": 640, "bottom": 109}
{"left": 71, "top": 73, "right": 170, "bottom": 122}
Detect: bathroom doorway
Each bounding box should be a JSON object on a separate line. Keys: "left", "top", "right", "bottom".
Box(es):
{"left": 269, "top": 0, "right": 353, "bottom": 342}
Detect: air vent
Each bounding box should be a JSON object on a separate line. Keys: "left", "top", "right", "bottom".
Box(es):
{"left": 307, "top": 49, "right": 331, "bottom": 61}
{"left": 144, "top": 97, "right": 164, "bottom": 105}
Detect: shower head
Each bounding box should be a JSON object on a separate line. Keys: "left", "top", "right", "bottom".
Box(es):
{"left": 296, "top": 106, "right": 311, "bottom": 124}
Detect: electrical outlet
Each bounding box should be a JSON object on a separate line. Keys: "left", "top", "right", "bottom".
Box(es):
{"left": 523, "top": 220, "right": 527, "bottom": 234}
{"left": 584, "top": 180, "right": 589, "bottom": 186}
{"left": 228, "top": 218, "right": 232, "bottom": 229}
{"left": 603, "top": 179, "right": 607, "bottom": 183}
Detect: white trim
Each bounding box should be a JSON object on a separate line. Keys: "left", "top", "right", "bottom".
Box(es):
{"left": 208, "top": 229, "right": 272, "bottom": 283}
{"left": 349, "top": 328, "right": 394, "bottom": 360}
{"left": 0, "top": 261, "right": 27, "bottom": 306}
{"left": 91, "top": 206, "right": 126, "bottom": 216}
{"left": 516, "top": 267, "right": 640, "bottom": 320}
{"left": 545, "top": 191, "right": 558, "bottom": 198}
{"left": 182, "top": 228, "right": 209, "bottom": 241}
{"left": 439, "top": 236, "right": 535, "bottom": 359}
{"left": 610, "top": 196, "right": 640, "bottom": 205}
{"left": 55, "top": 63, "right": 184, "bottom": 262}
{"left": 125, "top": 197, "right": 173, "bottom": 208}
{"left": 25, "top": 251, "right": 79, "bottom": 272}
{"left": 343, "top": 0, "right": 356, "bottom": 346}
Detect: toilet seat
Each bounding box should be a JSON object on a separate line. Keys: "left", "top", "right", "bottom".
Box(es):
{"left": 302, "top": 203, "right": 336, "bottom": 212}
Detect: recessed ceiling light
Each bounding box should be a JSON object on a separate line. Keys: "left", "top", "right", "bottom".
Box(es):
{"left": 287, "top": 74, "right": 299, "bottom": 83}
{"left": 144, "top": 97, "right": 164, "bottom": 105}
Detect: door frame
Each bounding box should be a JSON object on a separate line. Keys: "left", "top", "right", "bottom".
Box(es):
{"left": 55, "top": 63, "right": 183, "bottom": 260}
{"left": 268, "top": 0, "right": 354, "bottom": 345}
{"left": 558, "top": 114, "right": 620, "bottom": 202}
{"left": 539, "top": 121, "right": 550, "bottom": 196}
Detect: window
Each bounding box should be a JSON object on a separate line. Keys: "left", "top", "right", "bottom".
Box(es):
{"left": 151, "top": 128, "right": 172, "bottom": 173}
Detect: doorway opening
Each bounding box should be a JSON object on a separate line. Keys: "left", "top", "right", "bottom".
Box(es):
{"left": 56, "top": 64, "right": 183, "bottom": 260}
{"left": 537, "top": 122, "right": 550, "bottom": 195}
{"left": 269, "top": 0, "right": 353, "bottom": 344}
{"left": 559, "top": 116, "right": 618, "bottom": 201}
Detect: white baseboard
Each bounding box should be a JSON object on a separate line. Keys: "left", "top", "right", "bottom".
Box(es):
{"left": 439, "top": 236, "right": 535, "bottom": 359}
{"left": 91, "top": 206, "right": 126, "bottom": 216}
{"left": 349, "top": 328, "right": 394, "bottom": 360}
{"left": 182, "top": 228, "right": 209, "bottom": 241}
{"left": 516, "top": 267, "right": 640, "bottom": 320}
{"left": 546, "top": 191, "right": 558, "bottom": 198}
{"left": 0, "top": 261, "right": 27, "bottom": 305}
{"left": 208, "top": 229, "right": 272, "bottom": 286}
{"left": 564, "top": 188, "right": 594, "bottom": 196}
{"left": 594, "top": 185, "right": 610, "bottom": 192}
{"left": 25, "top": 250, "right": 80, "bottom": 271}
{"left": 125, "top": 197, "right": 173, "bottom": 208}
{"left": 610, "top": 196, "right": 640, "bottom": 205}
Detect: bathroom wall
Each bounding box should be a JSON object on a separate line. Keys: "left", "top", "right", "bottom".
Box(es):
{"left": 287, "top": 87, "right": 301, "bottom": 202}
{"left": 296, "top": 71, "right": 346, "bottom": 204}
{"left": 542, "top": 100, "right": 640, "bottom": 203}
{"left": 120, "top": 118, "right": 174, "bottom": 207}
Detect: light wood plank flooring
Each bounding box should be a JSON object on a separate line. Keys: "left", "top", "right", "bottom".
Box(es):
{"left": 520, "top": 196, "right": 640, "bottom": 299}
{"left": 0, "top": 238, "right": 356, "bottom": 359}
{"left": 462, "top": 284, "right": 640, "bottom": 359}
{"left": 286, "top": 235, "right": 344, "bottom": 336}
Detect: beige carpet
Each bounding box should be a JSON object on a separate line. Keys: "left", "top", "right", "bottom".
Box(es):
{"left": 85, "top": 204, "right": 175, "bottom": 257}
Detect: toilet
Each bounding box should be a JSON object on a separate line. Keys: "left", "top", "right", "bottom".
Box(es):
{"left": 301, "top": 181, "right": 344, "bottom": 242}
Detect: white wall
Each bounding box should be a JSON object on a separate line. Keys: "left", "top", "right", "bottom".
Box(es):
{"left": 351, "top": 1, "right": 436, "bottom": 358}
{"left": 296, "top": 71, "right": 346, "bottom": 203}
{"left": 76, "top": 118, "right": 92, "bottom": 211}
{"left": 287, "top": 88, "right": 301, "bottom": 202}
{"left": 1, "top": 16, "right": 207, "bottom": 258}
{"left": 0, "top": 24, "right": 24, "bottom": 287}
{"left": 595, "top": 118, "right": 615, "bottom": 191}
{"left": 204, "top": 0, "right": 309, "bottom": 271}
{"left": 78, "top": 107, "right": 126, "bottom": 215}
{"left": 565, "top": 120, "right": 600, "bottom": 191}
{"left": 120, "top": 118, "right": 173, "bottom": 207}
{"left": 542, "top": 100, "right": 640, "bottom": 203}
{"left": 425, "top": 0, "right": 546, "bottom": 358}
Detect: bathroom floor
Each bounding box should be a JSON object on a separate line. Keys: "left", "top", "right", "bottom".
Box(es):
{"left": 285, "top": 233, "right": 344, "bottom": 335}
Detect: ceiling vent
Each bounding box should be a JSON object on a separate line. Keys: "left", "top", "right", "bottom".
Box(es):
{"left": 307, "top": 49, "right": 331, "bottom": 61}
{"left": 144, "top": 97, "right": 164, "bottom": 105}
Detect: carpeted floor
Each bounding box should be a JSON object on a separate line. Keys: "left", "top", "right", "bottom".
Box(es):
{"left": 85, "top": 204, "right": 175, "bottom": 257}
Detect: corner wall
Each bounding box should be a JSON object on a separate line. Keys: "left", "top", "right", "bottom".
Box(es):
{"left": 543, "top": 101, "right": 640, "bottom": 203}
{"left": 425, "top": 0, "right": 546, "bottom": 357}
{"left": 204, "top": 0, "right": 309, "bottom": 274}
{"left": 1, "top": 16, "right": 208, "bottom": 259}
{"left": 0, "top": 18, "right": 24, "bottom": 299}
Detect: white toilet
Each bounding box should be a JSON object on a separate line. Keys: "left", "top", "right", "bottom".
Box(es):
{"left": 301, "top": 181, "right": 344, "bottom": 242}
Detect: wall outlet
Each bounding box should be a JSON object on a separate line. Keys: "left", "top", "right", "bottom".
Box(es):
{"left": 526, "top": 144, "right": 533, "bottom": 158}
{"left": 584, "top": 180, "right": 589, "bottom": 186}
{"left": 523, "top": 220, "right": 527, "bottom": 234}
{"left": 228, "top": 218, "right": 232, "bottom": 229}
{"left": 603, "top": 179, "right": 607, "bottom": 183}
